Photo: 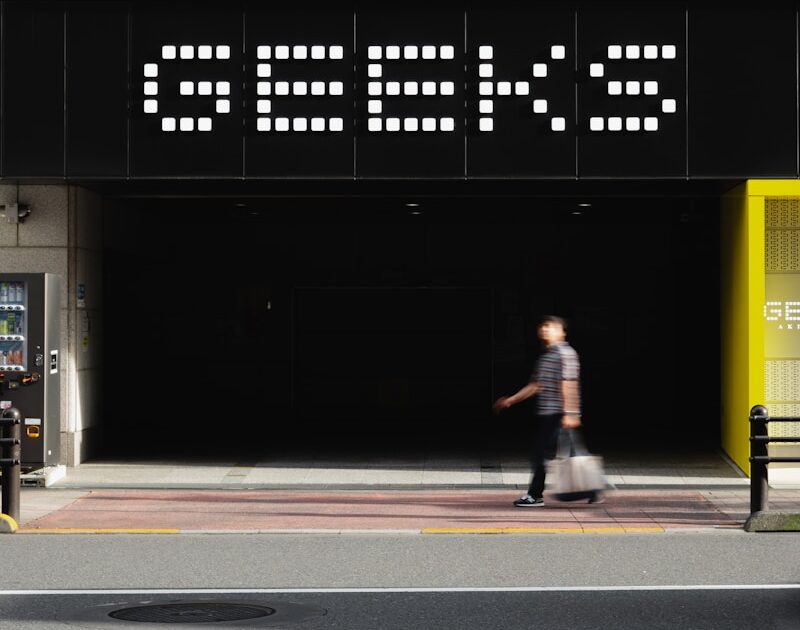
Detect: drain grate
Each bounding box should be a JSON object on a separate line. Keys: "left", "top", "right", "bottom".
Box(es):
{"left": 108, "top": 603, "right": 276, "bottom": 624}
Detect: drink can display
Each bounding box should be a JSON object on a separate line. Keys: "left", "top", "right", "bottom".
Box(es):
{"left": 0, "top": 282, "right": 7, "bottom": 303}
{"left": 15, "top": 282, "right": 23, "bottom": 303}
{"left": 0, "top": 317, "right": 6, "bottom": 335}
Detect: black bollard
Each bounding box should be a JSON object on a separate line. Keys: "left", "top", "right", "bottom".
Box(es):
{"left": 0, "top": 407, "right": 22, "bottom": 524}
{"left": 749, "top": 405, "right": 769, "bottom": 515}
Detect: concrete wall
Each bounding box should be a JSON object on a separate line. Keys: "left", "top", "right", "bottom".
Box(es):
{"left": 0, "top": 184, "right": 103, "bottom": 466}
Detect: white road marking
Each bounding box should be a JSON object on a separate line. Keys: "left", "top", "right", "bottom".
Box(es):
{"left": 0, "top": 585, "right": 799, "bottom": 595}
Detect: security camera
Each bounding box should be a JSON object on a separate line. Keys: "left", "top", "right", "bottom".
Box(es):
{"left": 1, "top": 203, "right": 31, "bottom": 224}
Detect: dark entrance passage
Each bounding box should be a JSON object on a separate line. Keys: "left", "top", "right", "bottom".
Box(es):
{"left": 100, "top": 195, "right": 720, "bottom": 461}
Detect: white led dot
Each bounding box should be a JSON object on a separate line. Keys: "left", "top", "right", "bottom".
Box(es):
{"left": 608, "top": 117, "right": 622, "bottom": 131}
{"left": 422, "top": 45, "right": 436, "bottom": 59}
{"left": 311, "top": 45, "right": 326, "bottom": 59}
{"left": 644, "top": 45, "right": 658, "bottom": 59}
{"left": 180, "top": 45, "right": 194, "bottom": 60}
{"left": 180, "top": 81, "right": 194, "bottom": 96}
{"left": 422, "top": 81, "right": 436, "bottom": 95}
{"left": 161, "top": 45, "right": 176, "bottom": 60}
{"left": 311, "top": 117, "right": 325, "bottom": 131}
{"left": 644, "top": 81, "right": 658, "bottom": 95}
{"left": 368, "top": 82, "right": 382, "bottom": 96}
{"left": 275, "top": 118, "right": 290, "bottom": 132}
{"left": 198, "top": 81, "right": 212, "bottom": 95}
{"left": 662, "top": 44, "right": 677, "bottom": 59}
{"left": 589, "top": 63, "right": 604, "bottom": 78}
{"left": 257, "top": 64, "right": 271, "bottom": 78}
{"left": 386, "top": 46, "right": 400, "bottom": 59}
{"left": 368, "top": 118, "right": 382, "bottom": 132}
{"left": 257, "top": 82, "right": 271, "bottom": 96}
{"left": 440, "top": 117, "right": 455, "bottom": 132}
{"left": 479, "top": 82, "right": 493, "bottom": 96}
{"left": 216, "top": 81, "right": 230, "bottom": 96}
{"left": 497, "top": 82, "right": 511, "bottom": 96}
{"left": 293, "top": 118, "right": 308, "bottom": 132}
{"left": 257, "top": 46, "right": 271, "bottom": 60}
{"left": 311, "top": 82, "right": 325, "bottom": 95}
{"left": 404, "top": 81, "right": 418, "bottom": 96}
{"left": 532, "top": 63, "right": 547, "bottom": 77}
{"left": 551, "top": 117, "right": 566, "bottom": 132}
{"left": 368, "top": 46, "right": 382, "bottom": 60}
{"left": 625, "top": 81, "right": 640, "bottom": 95}
{"left": 143, "top": 99, "right": 158, "bottom": 114}
{"left": 257, "top": 100, "right": 271, "bottom": 114}
{"left": 276, "top": 82, "right": 290, "bottom": 96}
{"left": 368, "top": 64, "right": 382, "bottom": 78}
{"left": 198, "top": 45, "right": 212, "bottom": 59}
{"left": 479, "top": 45, "right": 493, "bottom": 60}
{"left": 198, "top": 117, "right": 212, "bottom": 131}
{"left": 257, "top": 118, "right": 271, "bottom": 132}
{"left": 329, "top": 46, "right": 344, "bottom": 59}
{"left": 330, "top": 118, "right": 344, "bottom": 132}
{"left": 662, "top": 98, "right": 677, "bottom": 113}
{"left": 161, "top": 117, "right": 176, "bottom": 131}
{"left": 293, "top": 81, "right": 308, "bottom": 96}
{"left": 608, "top": 45, "right": 622, "bottom": 59}
{"left": 626, "top": 116, "right": 641, "bottom": 131}
{"left": 180, "top": 117, "right": 194, "bottom": 131}
{"left": 479, "top": 118, "right": 493, "bottom": 132}
{"left": 216, "top": 45, "right": 230, "bottom": 60}
{"left": 368, "top": 100, "right": 382, "bottom": 114}
{"left": 625, "top": 45, "right": 640, "bottom": 59}
{"left": 479, "top": 100, "right": 493, "bottom": 114}
{"left": 644, "top": 117, "right": 658, "bottom": 131}
{"left": 440, "top": 45, "right": 455, "bottom": 59}
{"left": 608, "top": 81, "right": 622, "bottom": 95}
{"left": 144, "top": 81, "right": 158, "bottom": 96}
{"left": 404, "top": 45, "right": 418, "bottom": 59}
{"left": 420, "top": 118, "right": 434, "bottom": 132}
{"left": 515, "top": 82, "right": 529, "bottom": 96}
{"left": 404, "top": 117, "right": 419, "bottom": 132}
{"left": 386, "top": 118, "right": 401, "bottom": 132}
{"left": 440, "top": 81, "right": 455, "bottom": 96}
{"left": 276, "top": 46, "right": 290, "bottom": 59}
{"left": 589, "top": 117, "right": 604, "bottom": 131}
{"left": 386, "top": 82, "right": 400, "bottom": 96}
{"left": 293, "top": 45, "right": 307, "bottom": 60}
{"left": 551, "top": 45, "right": 566, "bottom": 60}
{"left": 144, "top": 63, "right": 158, "bottom": 78}
{"left": 479, "top": 63, "right": 493, "bottom": 78}
{"left": 215, "top": 99, "right": 230, "bottom": 114}
{"left": 533, "top": 99, "right": 548, "bottom": 113}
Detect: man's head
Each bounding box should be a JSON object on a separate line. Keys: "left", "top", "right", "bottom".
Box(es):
{"left": 538, "top": 315, "right": 567, "bottom": 345}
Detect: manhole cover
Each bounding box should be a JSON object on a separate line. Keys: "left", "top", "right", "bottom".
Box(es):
{"left": 108, "top": 603, "right": 276, "bottom": 624}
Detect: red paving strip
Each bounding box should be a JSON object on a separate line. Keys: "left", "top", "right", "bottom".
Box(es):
{"left": 20, "top": 490, "right": 740, "bottom": 533}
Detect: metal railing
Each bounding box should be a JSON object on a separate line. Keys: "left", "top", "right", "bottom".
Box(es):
{"left": 749, "top": 404, "right": 800, "bottom": 515}
{"left": 0, "top": 407, "right": 21, "bottom": 524}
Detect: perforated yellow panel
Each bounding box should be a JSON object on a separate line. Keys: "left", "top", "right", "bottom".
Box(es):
{"left": 765, "top": 197, "right": 800, "bottom": 437}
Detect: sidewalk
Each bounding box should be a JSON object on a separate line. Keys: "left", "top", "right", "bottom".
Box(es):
{"left": 8, "top": 449, "right": 800, "bottom": 533}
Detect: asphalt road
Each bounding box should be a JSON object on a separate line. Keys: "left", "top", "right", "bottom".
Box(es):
{"left": 1, "top": 532, "right": 799, "bottom": 628}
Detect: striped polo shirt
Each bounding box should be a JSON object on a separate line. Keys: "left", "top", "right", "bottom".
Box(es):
{"left": 530, "top": 341, "right": 581, "bottom": 415}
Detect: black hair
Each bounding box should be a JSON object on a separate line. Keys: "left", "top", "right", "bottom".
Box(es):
{"left": 540, "top": 315, "right": 567, "bottom": 331}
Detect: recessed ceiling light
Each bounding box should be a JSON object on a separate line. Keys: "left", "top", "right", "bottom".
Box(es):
{"left": 578, "top": 203, "right": 592, "bottom": 207}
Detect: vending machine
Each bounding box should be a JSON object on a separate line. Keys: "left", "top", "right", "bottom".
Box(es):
{"left": 0, "top": 273, "right": 61, "bottom": 469}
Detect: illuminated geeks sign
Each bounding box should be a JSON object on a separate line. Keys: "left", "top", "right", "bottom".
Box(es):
{"left": 140, "top": 40, "right": 680, "bottom": 135}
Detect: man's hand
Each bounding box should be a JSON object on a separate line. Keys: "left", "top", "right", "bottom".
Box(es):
{"left": 493, "top": 397, "right": 512, "bottom": 414}
{"left": 562, "top": 415, "right": 582, "bottom": 429}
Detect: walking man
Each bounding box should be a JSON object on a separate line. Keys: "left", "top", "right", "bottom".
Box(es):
{"left": 493, "top": 315, "right": 599, "bottom": 507}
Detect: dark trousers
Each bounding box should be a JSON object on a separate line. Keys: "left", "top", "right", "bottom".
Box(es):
{"left": 527, "top": 413, "right": 563, "bottom": 499}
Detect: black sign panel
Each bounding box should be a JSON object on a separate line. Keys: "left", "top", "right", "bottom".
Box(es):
{"left": 130, "top": 7, "right": 243, "bottom": 177}
{"left": 355, "top": 11, "right": 465, "bottom": 178}
{"left": 577, "top": 10, "right": 686, "bottom": 177}
{"left": 467, "top": 10, "right": 575, "bottom": 178}
{"left": 245, "top": 11, "right": 354, "bottom": 178}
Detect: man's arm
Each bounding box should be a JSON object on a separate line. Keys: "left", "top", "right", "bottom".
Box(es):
{"left": 561, "top": 379, "right": 581, "bottom": 428}
{"left": 493, "top": 382, "right": 538, "bottom": 413}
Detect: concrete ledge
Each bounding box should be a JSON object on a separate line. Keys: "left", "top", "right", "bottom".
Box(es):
{"left": 0, "top": 513, "right": 18, "bottom": 533}
{"left": 744, "top": 511, "right": 800, "bottom": 532}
